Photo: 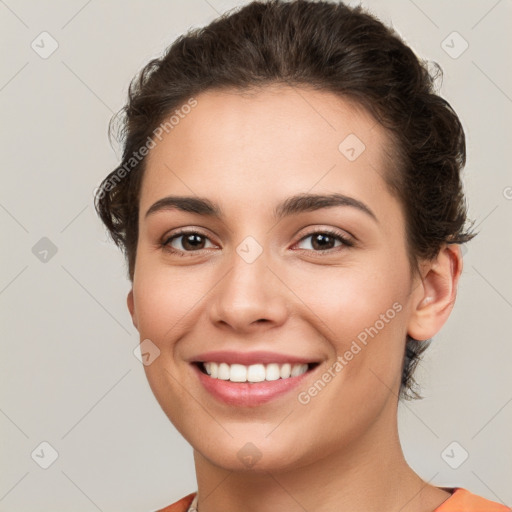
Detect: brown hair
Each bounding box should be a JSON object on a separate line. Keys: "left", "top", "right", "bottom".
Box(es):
{"left": 95, "top": 0, "right": 475, "bottom": 400}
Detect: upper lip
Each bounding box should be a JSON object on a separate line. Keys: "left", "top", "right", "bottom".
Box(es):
{"left": 191, "top": 350, "right": 322, "bottom": 366}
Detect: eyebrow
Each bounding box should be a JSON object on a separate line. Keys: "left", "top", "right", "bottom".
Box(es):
{"left": 145, "top": 192, "right": 378, "bottom": 223}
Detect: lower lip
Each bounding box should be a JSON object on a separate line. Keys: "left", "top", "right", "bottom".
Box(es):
{"left": 192, "top": 363, "right": 317, "bottom": 407}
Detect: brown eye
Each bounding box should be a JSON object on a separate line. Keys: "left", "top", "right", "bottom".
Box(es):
{"left": 162, "top": 230, "right": 215, "bottom": 254}
{"left": 295, "top": 229, "right": 354, "bottom": 252}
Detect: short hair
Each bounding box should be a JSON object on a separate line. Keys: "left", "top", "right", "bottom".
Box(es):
{"left": 95, "top": 0, "right": 475, "bottom": 400}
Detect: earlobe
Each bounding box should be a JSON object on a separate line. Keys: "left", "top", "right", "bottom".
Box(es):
{"left": 127, "top": 289, "right": 138, "bottom": 329}
{"left": 407, "top": 244, "right": 463, "bottom": 341}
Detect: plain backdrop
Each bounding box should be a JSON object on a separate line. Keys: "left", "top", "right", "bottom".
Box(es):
{"left": 1, "top": 0, "right": 511, "bottom": 510}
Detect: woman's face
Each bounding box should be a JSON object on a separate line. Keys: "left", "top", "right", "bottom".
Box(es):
{"left": 128, "top": 85, "right": 424, "bottom": 472}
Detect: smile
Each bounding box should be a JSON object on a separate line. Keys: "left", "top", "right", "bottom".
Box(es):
{"left": 192, "top": 360, "right": 321, "bottom": 407}
{"left": 198, "top": 361, "right": 318, "bottom": 383}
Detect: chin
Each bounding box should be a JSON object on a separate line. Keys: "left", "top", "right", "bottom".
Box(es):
{"left": 200, "top": 446, "right": 303, "bottom": 474}
{"left": 193, "top": 431, "right": 324, "bottom": 475}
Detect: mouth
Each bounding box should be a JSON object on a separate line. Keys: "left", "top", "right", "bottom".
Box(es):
{"left": 189, "top": 349, "right": 324, "bottom": 406}
{"left": 193, "top": 361, "right": 320, "bottom": 383}
{"left": 190, "top": 359, "right": 322, "bottom": 406}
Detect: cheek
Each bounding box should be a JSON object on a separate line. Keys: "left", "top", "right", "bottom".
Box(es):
{"left": 287, "top": 269, "right": 408, "bottom": 447}
{"left": 298, "top": 260, "right": 407, "bottom": 335}
{"left": 295, "top": 263, "right": 409, "bottom": 387}
{"left": 132, "top": 265, "right": 205, "bottom": 429}
{"left": 132, "top": 263, "right": 207, "bottom": 346}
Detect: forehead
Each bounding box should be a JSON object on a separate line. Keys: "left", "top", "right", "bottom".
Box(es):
{"left": 141, "top": 85, "right": 395, "bottom": 217}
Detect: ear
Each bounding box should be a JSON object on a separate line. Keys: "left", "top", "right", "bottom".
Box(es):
{"left": 407, "top": 244, "right": 463, "bottom": 341}
{"left": 127, "top": 289, "right": 139, "bottom": 330}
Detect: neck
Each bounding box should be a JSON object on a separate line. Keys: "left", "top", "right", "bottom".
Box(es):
{"left": 192, "top": 405, "right": 451, "bottom": 512}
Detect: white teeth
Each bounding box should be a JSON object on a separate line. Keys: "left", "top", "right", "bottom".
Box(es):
{"left": 230, "top": 364, "right": 247, "bottom": 382}
{"left": 280, "top": 363, "right": 291, "bottom": 379}
{"left": 265, "top": 363, "right": 281, "bottom": 381}
{"left": 247, "top": 364, "right": 266, "bottom": 382}
{"left": 202, "top": 362, "right": 310, "bottom": 382}
{"left": 291, "top": 364, "right": 305, "bottom": 377}
{"left": 217, "top": 362, "right": 230, "bottom": 380}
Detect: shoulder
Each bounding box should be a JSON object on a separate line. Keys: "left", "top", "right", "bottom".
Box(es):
{"left": 155, "top": 491, "right": 197, "bottom": 512}
{"left": 153, "top": 488, "right": 511, "bottom": 512}
{"left": 435, "top": 487, "right": 511, "bottom": 512}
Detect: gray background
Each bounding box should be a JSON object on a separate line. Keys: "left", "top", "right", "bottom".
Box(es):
{"left": 1, "top": 0, "right": 511, "bottom": 510}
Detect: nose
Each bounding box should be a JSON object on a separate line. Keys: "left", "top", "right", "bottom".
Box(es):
{"left": 209, "top": 246, "right": 289, "bottom": 334}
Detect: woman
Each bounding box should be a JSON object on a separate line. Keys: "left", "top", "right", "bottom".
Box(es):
{"left": 94, "top": 1, "right": 510, "bottom": 511}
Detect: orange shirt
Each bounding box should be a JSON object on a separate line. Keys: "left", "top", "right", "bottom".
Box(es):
{"left": 155, "top": 487, "right": 511, "bottom": 512}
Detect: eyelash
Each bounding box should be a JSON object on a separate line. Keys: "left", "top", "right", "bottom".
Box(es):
{"left": 160, "top": 228, "right": 354, "bottom": 257}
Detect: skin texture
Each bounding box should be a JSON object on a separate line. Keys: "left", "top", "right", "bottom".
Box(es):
{"left": 127, "top": 85, "right": 462, "bottom": 512}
